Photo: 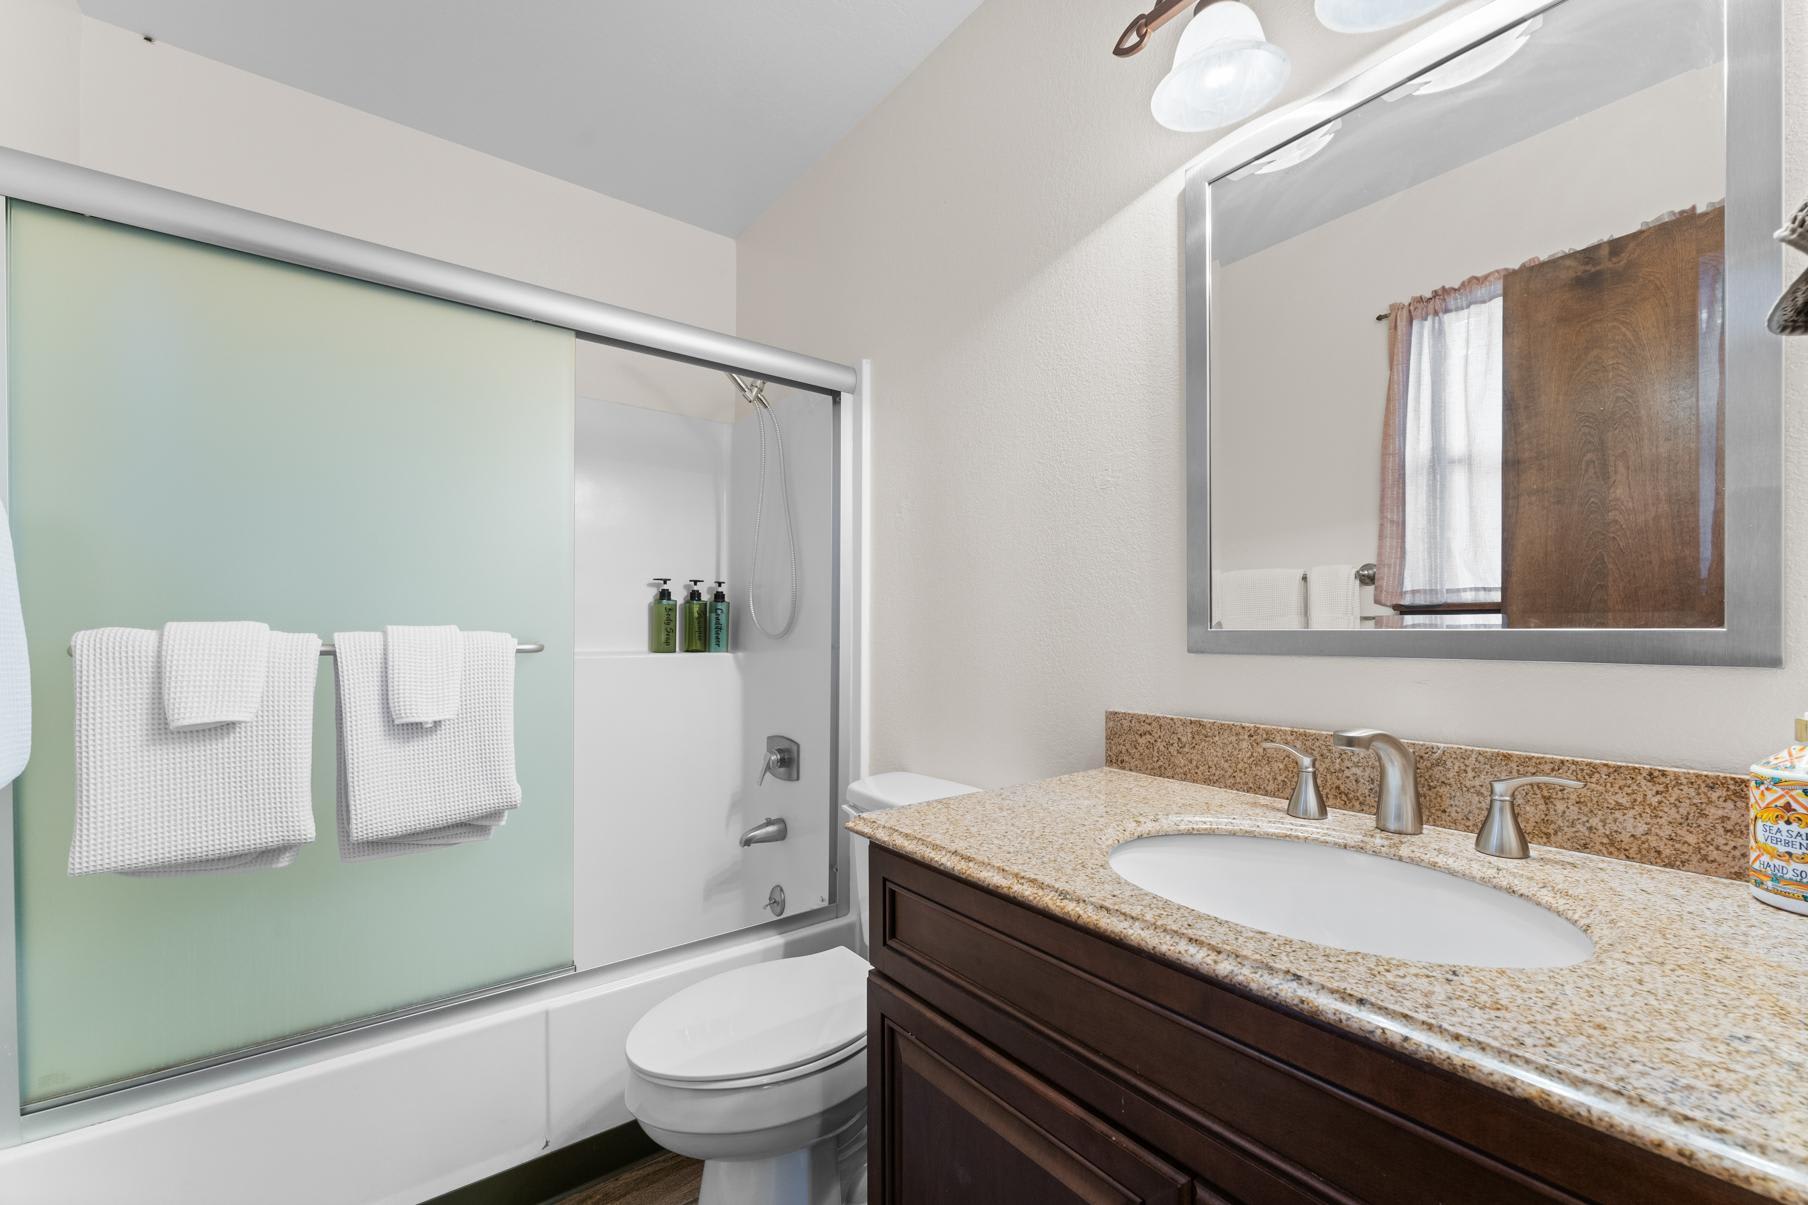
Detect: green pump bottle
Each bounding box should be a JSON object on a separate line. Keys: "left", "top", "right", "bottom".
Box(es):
{"left": 681, "top": 579, "right": 708, "bottom": 652}
{"left": 707, "top": 580, "right": 731, "bottom": 652}
{"left": 648, "top": 579, "right": 677, "bottom": 653}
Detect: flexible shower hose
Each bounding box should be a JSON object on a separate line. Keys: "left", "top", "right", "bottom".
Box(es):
{"left": 732, "top": 376, "right": 799, "bottom": 640}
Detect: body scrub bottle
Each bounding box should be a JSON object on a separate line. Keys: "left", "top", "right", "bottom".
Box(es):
{"left": 1748, "top": 717, "right": 1808, "bottom": 914}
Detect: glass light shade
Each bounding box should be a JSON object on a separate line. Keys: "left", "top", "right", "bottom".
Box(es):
{"left": 1151, "top": 1, "right": 1291, "bottom": 133}
{"left": 1314, "top": 0, "right": 1454, "bottom": 34}
{"left": 1228, "top": 119, "right": 1342, "bottom": 179}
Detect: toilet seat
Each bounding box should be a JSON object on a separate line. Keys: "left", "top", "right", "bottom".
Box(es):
{"left": 626, "top": 947, "right": 870, "bottom": 1089}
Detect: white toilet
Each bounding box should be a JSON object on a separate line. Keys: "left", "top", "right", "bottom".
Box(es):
{"left": 625, "top": 772, "right": 979, "bottom": 1205}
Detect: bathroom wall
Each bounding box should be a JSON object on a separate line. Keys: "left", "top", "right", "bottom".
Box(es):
{"left": 0, "top": 2, "right": 738, "bottom": 420}
{"left": 1211, "top": 65, "right": 1724, "bottom": 573}
{"left": 737, "top": 0, "right": 1808, "bottom": 780}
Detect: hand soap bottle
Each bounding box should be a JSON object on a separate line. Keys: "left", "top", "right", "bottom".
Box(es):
{"left": 707, "top": 580, "right": 730, "bottom": 652}
{"left": 681, "top": 580, "right": 708, "bottom": 653}
{"left": 1748, "top": 717, "right": 1808, "bottom": 914}
{"left": 648, "top": 579, "right": 677, "bottom": 653}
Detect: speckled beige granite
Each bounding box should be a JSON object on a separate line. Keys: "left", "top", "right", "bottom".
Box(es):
{"left": 850, "top": 768, "right": 1808, "bottom": 1202}
{"left": 1106, "top": 711, "right": 1750, "bottom": 879}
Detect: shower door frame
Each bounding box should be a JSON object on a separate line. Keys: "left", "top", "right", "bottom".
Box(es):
{"left": 0, "top": 147, "right": 866, "bottom": 1145}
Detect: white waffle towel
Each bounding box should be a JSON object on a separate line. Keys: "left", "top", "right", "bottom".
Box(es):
{"left": 0, "top": 501, "right": 28, "bottom": 785}
{"left": 160, "top": 621, "right": 270, "bottom": 731}
{"left": 333, "top": 629, "right": 519, "bottom": 861}
{"left": 1215, "top": 568, "right": 1306, "bottom": 629}
{"left": 68, "top": 627, "right": 321, "bottom": 877}
{"left": 1306, "top": 565, "right": 1361, "bottom": 630}
{"left": 384, "top": 624, "right": 462, "bottom": 726}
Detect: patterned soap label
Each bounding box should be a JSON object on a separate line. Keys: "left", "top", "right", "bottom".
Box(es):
{"left": 1751, "top": 756, "right": 1808, "bottom": 904}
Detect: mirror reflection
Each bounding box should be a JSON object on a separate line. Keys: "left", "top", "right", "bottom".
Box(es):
{"left": 1206, "top": 0, "right": 1725, "bottom": 631}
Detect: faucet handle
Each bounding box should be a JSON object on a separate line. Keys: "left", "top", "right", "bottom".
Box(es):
{"left": 1476, "top": 775, "right": 1583, "bottom": 859}
{"left": 1262, "top": 742, "right": 1327, "bottom": 821}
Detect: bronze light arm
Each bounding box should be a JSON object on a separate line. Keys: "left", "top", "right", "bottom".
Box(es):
{"left": 1114, "top": 0, "right": 1211, "bottom": 57}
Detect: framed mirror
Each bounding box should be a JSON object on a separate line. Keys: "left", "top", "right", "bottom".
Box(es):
{"left": 1185, "top": 0, "right": 1781, "bottom": 665}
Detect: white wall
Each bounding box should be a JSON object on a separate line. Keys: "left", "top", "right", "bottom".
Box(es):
{"left": 737, "top": 0, "right": 1808, "bottom": 780}
{"left": 1212, "top": 65, "right": 1724, "bottom": 573}
{"left": 0, "top": 5, "right": 738, "bottom": 417}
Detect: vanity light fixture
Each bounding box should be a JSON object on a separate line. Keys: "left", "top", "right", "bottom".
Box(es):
{"left": 1116, "top": 0, "right": 1291, "bottom": 133}
{"left": 1384, "top": 16, "right": 1542, "bottom": 98}
{"left": 1314, "top": 0, "right": 1455, "bottom": 34}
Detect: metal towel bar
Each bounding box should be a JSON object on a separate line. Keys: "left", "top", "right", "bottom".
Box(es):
{"left": 1300, "top": 564, "right": 1377, "bottom": 586}
{"left": 66, "top": 640, "right": 545, "bottom": 657}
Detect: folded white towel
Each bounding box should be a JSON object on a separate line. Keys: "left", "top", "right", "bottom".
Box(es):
{"left": 384, "top": 624, "right": 462, "bottom": 726}
{"left": 68, "top": 627, "right": 320, "bottom": 877}
{"left": 1306, "top": 565, "right": 1361, "bottom": 630}
{"left": 0, "top": 501, "right": 28, "bottom": 785}
{"left": 333, "top": 629, "right": 519, "bottom": 861}
{"left": 1215, "top": 568, "right": 1306, "bottom": 630}
{"left": 160, "top": 621, "right": 270, "bottom": 731}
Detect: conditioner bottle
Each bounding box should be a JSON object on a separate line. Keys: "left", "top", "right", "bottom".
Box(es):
{"left": 707, "top": 581, "right": 731, "bottom": 652}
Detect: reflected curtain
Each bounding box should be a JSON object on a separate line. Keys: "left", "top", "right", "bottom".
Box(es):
{"left": 1374, "top": 272, "right": 1506, "bottom": 610}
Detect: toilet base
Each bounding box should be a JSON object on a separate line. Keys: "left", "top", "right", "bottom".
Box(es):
{"left": 698, "top": 1135, "right": 840, "bottom": 1205}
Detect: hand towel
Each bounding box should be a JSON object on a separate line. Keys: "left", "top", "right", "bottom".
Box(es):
{"left": 333, "top": 629, "right": 519, "bottom": 861}
{"left": 68, "top": 627, "right": 320, "bottom": 877}
{"left": 1306, "top": 565, "right": 1361, "bottom": 630}
{"left": 384, "top": 624, "right": 462, "bottom": 726}
{"left": 1215, "top": 569, "right": 1306, "bottom": 629}
{"left": 159, "top": 621, "right": 270, "bottom": 731}
{"left": 0, "top": 501, "right": 28, "bottom": 785}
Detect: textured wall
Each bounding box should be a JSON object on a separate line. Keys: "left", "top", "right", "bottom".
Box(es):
{"left": 738, "top": 0, "right": 1808, "bottom": 783}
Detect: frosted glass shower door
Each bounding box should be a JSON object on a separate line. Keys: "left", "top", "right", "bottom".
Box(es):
{"left": 6, "top": 202, "right": 576, "bottom": 1104}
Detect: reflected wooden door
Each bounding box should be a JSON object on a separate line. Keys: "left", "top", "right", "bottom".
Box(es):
{"left": 1501, "top": 208, "right": 1725, "bottom": 628}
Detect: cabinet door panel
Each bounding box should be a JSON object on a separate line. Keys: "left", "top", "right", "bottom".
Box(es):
{"left": 872, "top": 979, "right": 1191, "bottom": 1205}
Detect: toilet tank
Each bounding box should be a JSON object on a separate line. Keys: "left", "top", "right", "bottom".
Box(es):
{"left": 843, "top": 772, "right": 979, "bottom": 953}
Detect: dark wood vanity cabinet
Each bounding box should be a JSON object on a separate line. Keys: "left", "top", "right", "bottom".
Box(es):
{"left": 865, "top": 847, "right": 1762, "bottom": 1205}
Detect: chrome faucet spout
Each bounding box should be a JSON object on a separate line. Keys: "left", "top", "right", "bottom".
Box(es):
{"left": 1332, "top": 728, "right": 1422, "bottom": 835}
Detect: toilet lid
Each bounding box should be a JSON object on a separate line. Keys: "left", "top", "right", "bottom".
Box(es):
{"left": 626, "top": 947, "right": 871, "bottom": 1084}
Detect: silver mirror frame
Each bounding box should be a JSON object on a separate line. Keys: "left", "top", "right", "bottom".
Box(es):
{"left": 1184, "top": 0, "right": 1782, "bottom": 666}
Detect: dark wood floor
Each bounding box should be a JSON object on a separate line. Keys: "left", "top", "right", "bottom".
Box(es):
{"left": 554, "top": 1152, "right": 703, "bottom": 1205}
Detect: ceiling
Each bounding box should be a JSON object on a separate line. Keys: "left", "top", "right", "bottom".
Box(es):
{"left": 76, "top": 0, "right": 986, "bottom": 235}
{"left": 1212, "top": 0, "right": 1723, "bottom": 263}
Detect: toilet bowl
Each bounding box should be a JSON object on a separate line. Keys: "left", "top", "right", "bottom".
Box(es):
{"left": 625, "top": 772, "right": 979, "bottom": 1205}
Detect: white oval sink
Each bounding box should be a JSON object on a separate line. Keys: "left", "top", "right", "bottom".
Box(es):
{"left": 1109, "top": 834, "right": 1593, "bottom": 968}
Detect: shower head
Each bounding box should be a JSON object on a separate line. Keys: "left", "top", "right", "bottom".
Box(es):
{"left": 727, "top": 372, "right": 768, "bottom": 406}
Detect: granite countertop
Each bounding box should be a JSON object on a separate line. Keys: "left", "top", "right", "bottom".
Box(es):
{"left": 847, "top": 767, "right": 1808, "bottom": 1202}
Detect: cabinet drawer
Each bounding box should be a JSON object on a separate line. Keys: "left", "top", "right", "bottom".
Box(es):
{"left": 871, "top": 976, "right": 1193, "bottom": 1205}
